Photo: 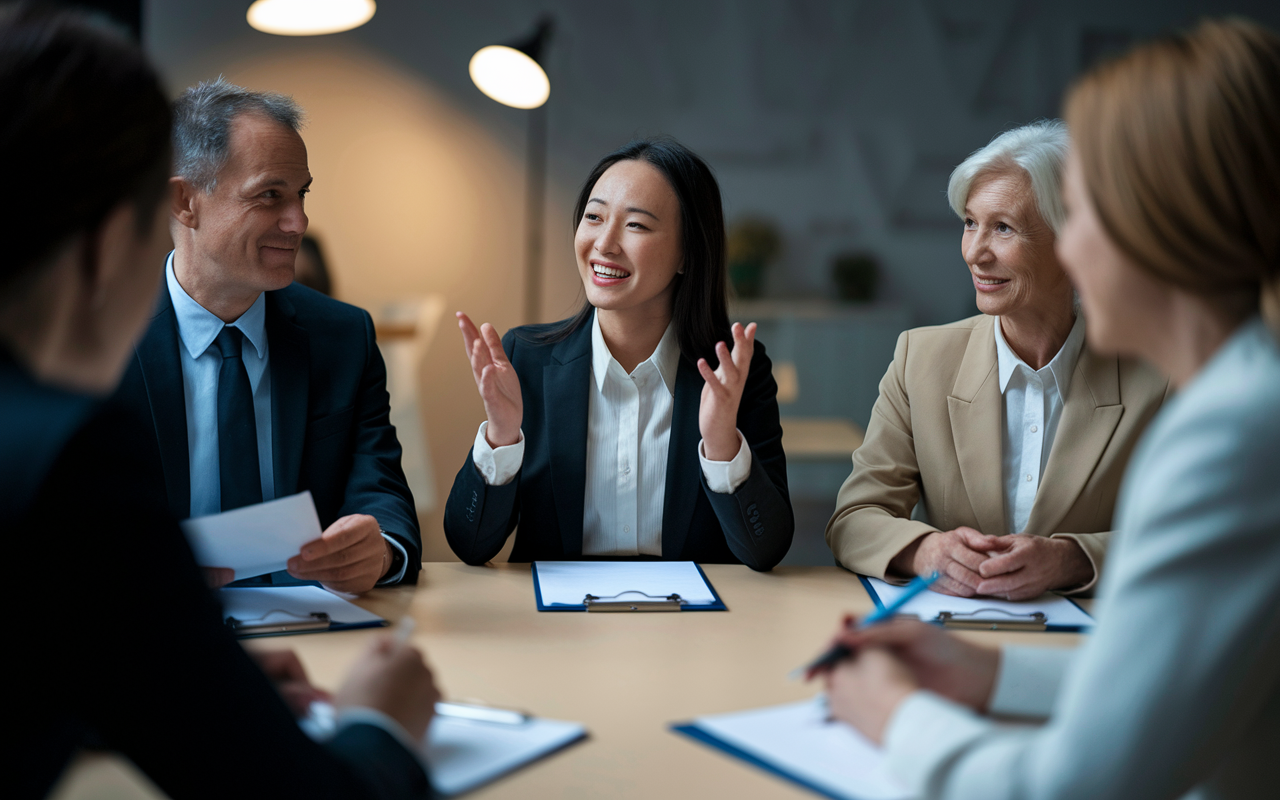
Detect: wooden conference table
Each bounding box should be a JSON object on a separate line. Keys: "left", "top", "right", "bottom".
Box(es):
{"left": 53, "top": 563, "right": 1087, "bottom": 800}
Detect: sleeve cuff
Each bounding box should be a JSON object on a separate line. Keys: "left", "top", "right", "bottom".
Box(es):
{"left": 698, "top": 429, "right": 752, "bottom": 494}
{"left": 987, "top": 644, "right": 1075, "bottom": 718}
{"left": 884, "top": 690, "right": 993, "bottom": 795}
{"left": 376, "top": 534, "right": 409, "bottom": 586}
{"left": 302, "top": 701, "right": 424, "bottom": 767}
{"left": 472, "top": 421, "right": 524, "bottom": 486}
{"left": 1049, "top": 532, "right": 1101, "bottom": 594}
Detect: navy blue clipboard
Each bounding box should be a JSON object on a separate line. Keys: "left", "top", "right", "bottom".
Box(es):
{"left": 532, "top": 562, "right": 728, "bottom": 611}
{"left": 857, "top": 575, "right": 1092, "bottom": 633}
{"left": 671, "top": 723, "right": 856, "bottom": 800}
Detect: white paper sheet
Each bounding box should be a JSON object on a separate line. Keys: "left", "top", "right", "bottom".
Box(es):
{"left": 864, "top": 577, "right": 1094, "bottom": 629}
{"left": 533, "top": 561, "right": 717, "bottom": 606}
{"left": 426, "top": 714, "right": 586, "bottom": 796}
{"left": 302, "top": 702, "right": 585, "bottom": 797}
{"left": 686, "top": 697, "right": 912, "bottom": 800}
{"left": 181, "top": 491, "right": 321, "bottom": 579}
{"left": 219, "top": 586, "right": 384, "bottom": 628}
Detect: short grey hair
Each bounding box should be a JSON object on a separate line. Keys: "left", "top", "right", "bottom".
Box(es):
{"left": 173, "top": 76, "right": 304, "bottom": 192}
{"left": 946, "top": 120, "right": 1069, "bottom": 235}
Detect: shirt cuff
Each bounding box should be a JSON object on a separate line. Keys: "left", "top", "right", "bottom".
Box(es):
{"left": 698, "top": 429, "right": 752, "bottom": 494}
{"left": 883, "top": 690, "right": 993, "bottom": 796}
{"left": 987, "top": 644, "right": 1075, "bottom": 718}
{"left": 376, "top": 534, "right": 409, "bottom": 586}
{"left": 471, "top": 421, "right": 525, "bottom": 486}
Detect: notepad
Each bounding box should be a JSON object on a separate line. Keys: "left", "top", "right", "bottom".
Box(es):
{"left": 304, "top": 701, "right": 586, "bottom": 796}
{"left": 673, "top": 696, "right": 910, "bottom": 800}
{"left": 532, "top": 561, "right": 725, "bottom": 611}
{"left": 219, "top": 585, "right": 386, "bottom": 637}
{"left": 182, "top": 491, "right": 321, "bottom": 580}
{"left": 427, "top": 712, "right": 587, "bottom": 795}
{"left": 860, "top": 576, "right": 1094, "bottom": 632}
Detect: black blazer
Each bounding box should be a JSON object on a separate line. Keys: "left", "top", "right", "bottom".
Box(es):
{"left": 3, "top": 354, "right": 430, "bottom": 800}
{"left": 444, "top": 320, "right": 794, "bottom": 570}
{"left": 116, "top": 281, "right": 421, "bottom": 581}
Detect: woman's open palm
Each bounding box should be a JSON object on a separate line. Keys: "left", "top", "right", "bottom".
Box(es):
{"left": 456, "top": 312, "right": 523, "bottom": 447}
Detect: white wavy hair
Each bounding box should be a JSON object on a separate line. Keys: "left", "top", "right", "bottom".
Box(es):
{"left": 946, "top": 120, "right": 1069, "bottom": 235}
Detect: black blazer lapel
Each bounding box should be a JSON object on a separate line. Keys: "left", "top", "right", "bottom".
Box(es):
{"left": 133, "top": 290, "right": 191, "bottom": 520}
{"left": 266, "top": 292, "right": 309, "bottom": 499}
{"left": 543, "top": 323, "right": 592, "bottom": 557}
{"left": 661, "top": 356, "right": 703, "bottom": 559}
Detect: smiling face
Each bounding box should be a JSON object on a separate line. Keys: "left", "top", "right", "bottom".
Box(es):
{"left": 574, "top": 159, "right": 684, "bottom": 320}
{"left": 962, "top": 170, "right": 1071, "bottom": 320}
{"left": 186, "top": 112, "right": 311, "bottom": 298}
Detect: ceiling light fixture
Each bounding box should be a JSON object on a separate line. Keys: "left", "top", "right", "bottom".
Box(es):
{"left": 246, "top": 0, "right": 376, "bottom": 37}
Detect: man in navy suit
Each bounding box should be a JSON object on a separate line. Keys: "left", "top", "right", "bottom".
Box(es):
{"left": 117, "top": 78, "right": 420, "bottom": 593}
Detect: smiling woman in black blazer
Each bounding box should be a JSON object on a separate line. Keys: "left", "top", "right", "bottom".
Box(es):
{"left": 444, "top": 138, "right": 793, "bottom": 570}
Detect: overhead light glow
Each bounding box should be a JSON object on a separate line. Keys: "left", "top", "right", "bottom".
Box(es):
{"left": 469, "top": 45, "right": 550, "bottom": 109}
{"left": 247, "top": 0, "right": 376, "bottom": 36}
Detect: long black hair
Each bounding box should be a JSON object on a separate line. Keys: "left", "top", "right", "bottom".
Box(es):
{"left": 536, "top": 136, "right": 731, "bottom": 366}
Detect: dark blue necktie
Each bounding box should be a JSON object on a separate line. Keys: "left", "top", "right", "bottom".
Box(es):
{"left": 215, "top": 326, "right": 262, "bottom": 511}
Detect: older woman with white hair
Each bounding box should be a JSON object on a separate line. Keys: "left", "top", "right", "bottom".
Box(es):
{"left": 826, "top": 120, "right": 1167, "bottom": 599}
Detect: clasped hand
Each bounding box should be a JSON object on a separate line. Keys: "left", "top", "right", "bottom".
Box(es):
{"left": 904, "top": 528, "right": 1091, "bottom": 600}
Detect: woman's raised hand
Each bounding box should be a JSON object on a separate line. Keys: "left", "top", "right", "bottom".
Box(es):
{"left": 697, "top": 322, "right": 757, "bottom": 461}
{"left": 457, "top": 312, "right": 522, "bottom": 447}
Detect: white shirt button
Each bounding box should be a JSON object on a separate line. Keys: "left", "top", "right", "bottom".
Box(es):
{"left": 623, "top": 525, "right": 630, "bottom": 533}
{"left": 1026, "top": 474, "right": 1033, "bottom": 482}
{"left": 1030, "top": 424, "right": 1038, "bottom": 433}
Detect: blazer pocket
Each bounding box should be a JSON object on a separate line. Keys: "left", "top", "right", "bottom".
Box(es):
{"left": 306, "top": 406, "right": 354, "bottom": 443}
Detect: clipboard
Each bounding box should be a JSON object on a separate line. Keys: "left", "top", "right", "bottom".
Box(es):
{"left": 220, "top": 586, "right": 388, "bottom": 638}
{"left": 531, "top": 561, "right": 728, "bottom": 612}
{"left": 857, "top": 575, "right": 1093, "bottom": 633}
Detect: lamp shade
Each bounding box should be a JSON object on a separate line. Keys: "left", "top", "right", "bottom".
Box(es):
{"left": 247, "top": 0, "right": 376, "bottom": 36}
{"left": 469, "top": 45, "right": 550, "bottom": 109}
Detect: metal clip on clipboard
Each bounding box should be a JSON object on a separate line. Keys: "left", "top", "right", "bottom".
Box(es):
{"left": 936, "top": 608, "right": 1048, "bottom": 631}
{"left": 226, "top": 610, "right": 332, "bottom": 636}
{"left": 583, "top": 590, "right": 686, "bottom": 612}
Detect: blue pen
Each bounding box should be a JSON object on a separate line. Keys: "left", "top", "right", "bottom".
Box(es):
{"left": 789, "top": 571, "right": 940, "bottom": 679}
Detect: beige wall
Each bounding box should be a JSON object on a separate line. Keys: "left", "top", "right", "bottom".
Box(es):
{"left": 162, "top": 43, "right": 582, "bottom": 560}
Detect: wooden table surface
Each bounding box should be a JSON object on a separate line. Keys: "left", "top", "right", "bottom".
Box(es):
{"left": 52, "top": 564, "right": 1086, "bottom": 800}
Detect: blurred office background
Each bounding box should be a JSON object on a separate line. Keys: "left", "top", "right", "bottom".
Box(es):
{"left": 103, "top": 1, "right": 1280, "bottom": 563}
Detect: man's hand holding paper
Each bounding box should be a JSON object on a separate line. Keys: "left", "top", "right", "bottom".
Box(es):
{"left": 287, "top": 512, "right": 393, "bottom": 594}
{"left": 181, "top": 491, "right": 323, "bottom": 582}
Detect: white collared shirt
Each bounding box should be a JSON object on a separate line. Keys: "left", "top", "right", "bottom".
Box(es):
{"left": 471, "top": 310, "right": 752, "bottom": 556}
{"left": 995, "top": 315, "right": 1085, "bottom": 534}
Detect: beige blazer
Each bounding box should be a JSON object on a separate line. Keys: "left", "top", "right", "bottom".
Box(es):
{"left": 825, "top": 314, "right": 1168, "bottom": 594}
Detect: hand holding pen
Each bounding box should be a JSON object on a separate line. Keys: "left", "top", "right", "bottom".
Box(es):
{"left": 791, "top": 572, "right": 940, "bottom": 680}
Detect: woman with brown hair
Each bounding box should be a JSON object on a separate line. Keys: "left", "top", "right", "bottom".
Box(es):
{"left": 809, "top": 18, "right": 1280, "bottom": 799}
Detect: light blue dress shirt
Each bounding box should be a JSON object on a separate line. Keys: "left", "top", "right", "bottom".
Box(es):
{"left": 166, "top": 253, "right": 274, "bottom": 518}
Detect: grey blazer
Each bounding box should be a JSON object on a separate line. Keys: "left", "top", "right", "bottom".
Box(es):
{"left": 881, "top": 318, "right": 1280, "bottom": 800}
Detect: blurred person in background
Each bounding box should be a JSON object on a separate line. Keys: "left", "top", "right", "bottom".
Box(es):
{"left": 444, "top": 138, "right": 794, "bottom": 570}
{"left": 815, "top": 18, "right": 1280, "bottom": 799}
{"left": 295, "top": 232, "right": 334, "bottom": 296}
{"left": 0, "top": 7, "right": 438, "bottom": 797}
{"left": 826, "top": 121, "right": 1167, "bottom": 600}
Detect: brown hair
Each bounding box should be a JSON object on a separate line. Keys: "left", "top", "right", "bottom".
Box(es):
{"left": 1064, "top": 18, "right": 1280, "bottom": 329}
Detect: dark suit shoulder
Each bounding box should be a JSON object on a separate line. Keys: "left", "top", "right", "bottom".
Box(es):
{"left": 273, "top": 283, "right": 372, "bottom": 329}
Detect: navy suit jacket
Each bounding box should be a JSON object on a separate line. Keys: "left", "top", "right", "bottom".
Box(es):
{"left": 444, "top": 320, "right": 794, "bottom": 570}
{"left": 3, "top": 353, "right": 430, "bottom": 799}
{"left": 116, "top": 281, "right": 421, "bottom": 580}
